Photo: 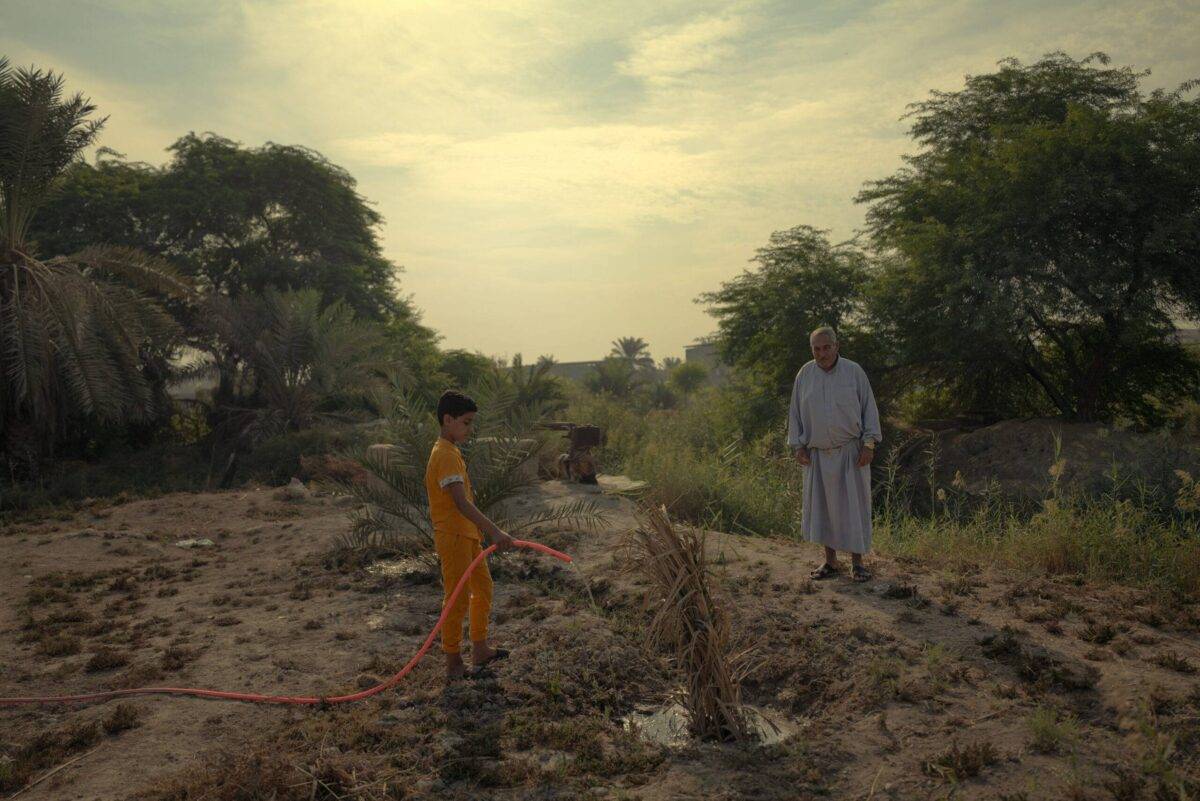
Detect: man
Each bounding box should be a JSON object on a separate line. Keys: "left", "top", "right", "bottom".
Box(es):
{"left": 787, "top": 326, "right": 881, "bottom": 582}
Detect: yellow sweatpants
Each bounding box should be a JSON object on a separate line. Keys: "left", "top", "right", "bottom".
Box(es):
{"left": 434, "top": 530, "right": 493, "bottom": 654}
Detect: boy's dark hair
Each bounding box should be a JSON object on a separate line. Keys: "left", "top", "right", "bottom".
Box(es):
{"left": 436, "top": 390, "right": 478, "bottom": 425}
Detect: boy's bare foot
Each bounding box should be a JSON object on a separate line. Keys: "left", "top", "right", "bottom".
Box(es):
{"left": 471, "top": 642, "right": 509, "bottom": 667}
{"left": 445, "top": 653, "right": 467, "bottom": 680}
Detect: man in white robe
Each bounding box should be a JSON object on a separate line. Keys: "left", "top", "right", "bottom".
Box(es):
{"left": 787, "top": 326, "right": 882, "bottom": 582}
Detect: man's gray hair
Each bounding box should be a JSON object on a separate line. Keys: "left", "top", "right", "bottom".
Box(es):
{"left": 809, "top": 325, "right": 838, "bottom": 344}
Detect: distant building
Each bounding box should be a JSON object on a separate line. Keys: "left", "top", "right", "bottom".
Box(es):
{"left": 684, "top": 340, "right": 729, "bottom": 385}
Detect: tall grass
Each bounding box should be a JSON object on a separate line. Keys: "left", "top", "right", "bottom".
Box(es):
{"left": 567, "top": 387, "right": 1200, "bottom": 600}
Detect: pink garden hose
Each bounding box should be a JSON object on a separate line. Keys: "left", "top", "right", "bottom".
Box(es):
{"left": 0, "top": 539, "right": 571, "bottom": 707}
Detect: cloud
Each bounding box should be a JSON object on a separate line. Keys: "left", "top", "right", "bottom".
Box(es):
{"left": 3, "top": 0, "right": 1197, "bottom": 360}
{"left": 619, "top": 14, "right": 746, "bottom": 83}
{"left": 338, "top": 124, "right": 720, "bottom": 228}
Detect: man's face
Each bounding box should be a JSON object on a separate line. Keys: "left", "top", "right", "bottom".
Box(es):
{"left": 810, "top": 335, "right": 838, "bottom": 369}
{"left": 444, "top": 411, "right": 476, "bottom": 443}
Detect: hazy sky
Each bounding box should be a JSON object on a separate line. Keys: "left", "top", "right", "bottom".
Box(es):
{"left": 3, "top": 1, "right": 1198, "bottom": 362}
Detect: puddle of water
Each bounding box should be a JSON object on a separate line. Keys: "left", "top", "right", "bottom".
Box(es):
{"left": 622, "top": 701, "right": 799, "bottom": 747}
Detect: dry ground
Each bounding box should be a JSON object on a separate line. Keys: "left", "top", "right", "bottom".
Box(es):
{"left": 1, "top": 481, "right": 1198, "bottom": 800}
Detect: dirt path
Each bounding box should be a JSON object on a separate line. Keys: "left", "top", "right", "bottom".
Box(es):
{"left": 1, "top": 483, "right": 1197, "bottom": 799}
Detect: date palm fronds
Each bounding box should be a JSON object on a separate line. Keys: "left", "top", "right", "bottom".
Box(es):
{"left": 626, "top": 505, "right": 754, "bottom": 743}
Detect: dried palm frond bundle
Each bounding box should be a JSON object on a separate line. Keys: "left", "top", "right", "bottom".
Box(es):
{"left": 625, "top": 505, "right": 754, "bottom": 743}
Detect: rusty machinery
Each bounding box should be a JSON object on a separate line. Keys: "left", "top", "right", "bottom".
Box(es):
{"left": 539, "top": 422, "right": 605, "bottom": 485}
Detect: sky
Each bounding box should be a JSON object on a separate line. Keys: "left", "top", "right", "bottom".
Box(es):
{"left": 2, "top": 1, "right": 1198, "bottom": 363}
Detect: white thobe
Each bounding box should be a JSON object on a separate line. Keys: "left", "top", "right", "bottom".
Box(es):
{"left": 787, "top": 357, "right": 881, "bottom": 553}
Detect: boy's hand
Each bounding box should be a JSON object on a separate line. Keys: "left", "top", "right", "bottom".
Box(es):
{"left": 793, "top": 447, "right": 811, "bottom": 466}
{"left": 491, "top": 530, "right": 516, "bottom": 552}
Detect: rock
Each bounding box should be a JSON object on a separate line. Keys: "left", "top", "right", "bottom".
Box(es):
{"left": 174, "top": 538, "right": 215, "bottom": 549}
{"left": 282, "top": 478, "right": 308, "bottom": 500}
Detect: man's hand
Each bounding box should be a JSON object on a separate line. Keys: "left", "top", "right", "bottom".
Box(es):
{"left": 793, "top": 447, "right": 811, "bottom": 466}
{"left": 856, "top": 446, "right": 875, "bottom": 468}
{"left": 491, "top": 530, "right": 516, "bottom": 552}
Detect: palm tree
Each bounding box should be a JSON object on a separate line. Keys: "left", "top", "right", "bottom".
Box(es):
{"left": 500, "top": 353, "right": 567, "bottom": 412}
{"left": 0, "top": 60, "right": 191, "bottom": 467}
{"left": 332, "top": 371, "right": 608, "bottom": 558}
{"left": 586, "top": 356, "right": 639, "bottom": 398}
{"left": 610, "top": 336, "right": 654, "bottom": 369}
{"left": 198, "top": 288, "right": 389, "bottom": 486}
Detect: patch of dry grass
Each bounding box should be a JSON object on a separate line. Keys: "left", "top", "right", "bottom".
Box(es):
{"left": 922, "top": 740, "right": 999, "bottom": 782}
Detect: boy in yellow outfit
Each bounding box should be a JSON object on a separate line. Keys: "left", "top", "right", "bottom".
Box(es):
{"left": 425, "top": 390, "right": 515, "bottom": 680}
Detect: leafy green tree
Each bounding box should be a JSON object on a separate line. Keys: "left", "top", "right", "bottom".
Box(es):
{"left": 669, "top": 362, "right": 709, "bottom": 396}
{"left": 29, "top": 133, "right": 441, "bottom": 412}
{"left": 0, "top": 59, "right": 190, "bottom": 466}
{"left": 698, "top": 225, "right": 881, "bottom": 397}
{"left": 31, "top": 133, "right": 405, "bottom": 321}
{"left": 437, "top": 349, "right": 496, "bottom": 391}
{"left": 660, "top": 356, "right": 682, "bottom": 371}
{"left": 859, "top": 52, "right": 1200, "bottom": 423}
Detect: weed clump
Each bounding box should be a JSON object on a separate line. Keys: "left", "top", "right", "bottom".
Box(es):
{"left": 1027, "top": 706, "right": 1079, "bottom": 753}
{"left": 103, "top": 703, "right": 143, "bottom": 734}
{"left": 86, "top": 647, "right": 130, "bottom": 672}
{"left": 922, "top": 740, "right": 999, "bottom": 782}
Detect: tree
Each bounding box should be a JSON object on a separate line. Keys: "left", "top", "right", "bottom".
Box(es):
{"left": 610, "top": 336, "right": 654, "bottom": 368}
{"left": 437, "top": 349, "right": 495, "bottom": 391}
{"left": 0, "top": 59, "right": 190, "bottom": 467}
{"left": 200, "top": 288, "right": 389, "bottom": 486}
{"left": 698, "top": 225, "right": 881, "bottom": 398}
{"left": 859, "top": 52, "right": 1200, "bottom": 423}
{"left": 586, "top": 356, "right": 640, "bottom": 398}
{"left": 499, "top": 354, "right": 568, "bottom": 413}
{"left": 669, "top": 362, "right": 709, "bottom": 396}
{"left": 31, "top": 133, "right": 405, "bottom": 321}
{"left": 332, "top": 372, "right": 608, "bottom": 559}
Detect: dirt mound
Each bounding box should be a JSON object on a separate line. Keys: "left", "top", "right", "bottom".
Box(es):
{"left": 892, "top": 418, "right": 1200, "bottom": 505}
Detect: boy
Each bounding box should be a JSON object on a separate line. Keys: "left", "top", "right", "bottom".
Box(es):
{"left": 425, "top": 389, "right": 515, "bottom": 680}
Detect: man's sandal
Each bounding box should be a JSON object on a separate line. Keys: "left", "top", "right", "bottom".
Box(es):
{"left": 851, "top": 565, "right": 872, "bottom": 583}
{"left": 809, "top": 563, "right": 839, "bottom": 580}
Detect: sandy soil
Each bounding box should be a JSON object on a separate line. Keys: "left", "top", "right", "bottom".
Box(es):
{"left": 1, "top": 481, "right": 1198, "bottom": 800}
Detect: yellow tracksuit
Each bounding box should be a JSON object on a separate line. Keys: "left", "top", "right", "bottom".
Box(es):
{"left": 425, "top": 437, "right": 493, "bottom": 654}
